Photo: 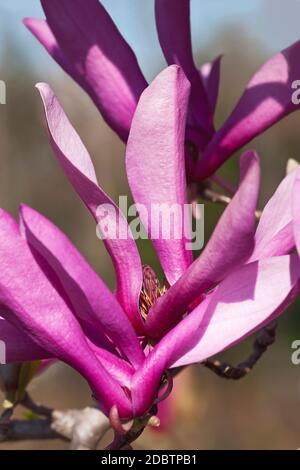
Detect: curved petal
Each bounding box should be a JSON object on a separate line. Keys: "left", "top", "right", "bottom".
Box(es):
{"left": 292, "top": 171, "right": 300, "bottom": 256}
{"left": 126, "top": 66, "right": 193, "bottom": 285}
{"left": 199, "top": 55, "right": 222, "bottom": 115}
{"left": 23, "top": 18, "right": 81, "bottom": 85}
{"left": 249, "top": 166, "right": 300, "bottom": 261}
{"left": 20, "top": 204, "right": 144, "bottom": 368}
{"left": 90, "top": 344, "right": 134, "bottom": 389}
{"left": 155, "top": 0, "right": 212, "bottom": 134}
{"left": 0, "top": 209, "right": 131, "bottom": 417}
{"left": 36, "top": 83, "right": 144, "bottom": 332}
{"left": 132, "top": 255, "right": 300, "bottom": 415}
{"left": 146, "top": 151, "right": 260, "bottom": 337}
{"left": 0, "top": 317, "right": 50, "bottom": 363}
{"left": 196, "top": 40, "right": 300, "bottom": 179}
{"left": 26, "top": 0, "right": 147, "bottom": 141}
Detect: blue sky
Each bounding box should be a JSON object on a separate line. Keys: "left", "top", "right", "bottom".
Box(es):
{"left": 0, "top": 0, "right": 299, "bottom": 79}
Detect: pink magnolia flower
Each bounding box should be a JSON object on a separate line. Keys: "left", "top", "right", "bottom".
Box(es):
{"left": 1, "top": 66, "right": 300, "bottom": 420}
{"left": 24, "top": 0, "right": 300, "bottom": 181}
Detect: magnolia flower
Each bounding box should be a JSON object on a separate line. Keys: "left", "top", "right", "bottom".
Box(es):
{"left": 1, "top": 67, "right": 299, "bottom": 421}
{"left": 24, "top": 0, "right": 300, "bottom": 181}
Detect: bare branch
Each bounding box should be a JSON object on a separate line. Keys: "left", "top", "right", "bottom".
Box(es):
{"left": 0, "top": 403, "right": 110, "bottom": 449}
{"left": 201, "top": 187, "right": 262, "bottom": 220}
{"left": 0, "top": 418, "right": 64, "bottom": 442}
{"left": 21, "top": 392, "right": 53, "bottom": 418}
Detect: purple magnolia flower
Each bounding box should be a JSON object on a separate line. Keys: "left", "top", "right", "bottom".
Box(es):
{"left": 24, "top": 0, "right": 300, "bottom": 181}
{"left": 1, "top": 66, "right": 300, "bottom": 420}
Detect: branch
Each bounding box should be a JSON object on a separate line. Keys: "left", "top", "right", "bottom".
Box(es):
{"left": 203, "top": 322, "right": 277, "bottom": 379}
{"left": 0, "top": 418, "right": 63, "bottom": 442}
{"left": 0, "top": 401, "right": 110, "bottom": 449}
{"left": 51, "top": 407, "right": 110, "bottom": 450}
{"left": 201, "top": 187, "right": 262, "bottom": 220}
{"left": 21, "top": 392, "right": 52, "bottom": 418}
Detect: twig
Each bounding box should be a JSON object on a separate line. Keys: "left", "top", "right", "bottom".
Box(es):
{"left": 203, "top": 322, "right": 277, "bottom": 379}
{"left": 0, "top": 404, "right": 110, "bottom": 449}
{"left": 0, "top": 418, "right": 64, "bottom": 442}
{"left": 21, "top": 392, "right": 53, "bottom": 418}
{"left": 201, "top": 187, "right": 262, "bottom": 220}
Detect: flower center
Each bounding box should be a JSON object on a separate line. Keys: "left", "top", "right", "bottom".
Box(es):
{"left": 139, "top": 265, "right": 167, "bottom": 321}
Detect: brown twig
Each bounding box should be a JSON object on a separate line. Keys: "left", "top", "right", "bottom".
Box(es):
{"left": 203, "top": 322, "right": 277, "bottom": 379}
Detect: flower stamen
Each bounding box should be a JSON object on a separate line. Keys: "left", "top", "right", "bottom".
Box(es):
{"left": 139, "top": 265, "right": 167, "bottom": 321}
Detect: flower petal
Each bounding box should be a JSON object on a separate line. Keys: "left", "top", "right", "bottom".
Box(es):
{"left": 126, "top": 66, "right": 193, "bottom": 285}
{"left": 26, "top": 0, "right": 147, "bottom": 141}
{"left": 36, "top": 83, "right": 144, "bottom": 332}
{"left": 132, "top": 255, "right": 300, "bottom": 415}
{"left": 196, "top": 40, "right": 300, "bottom": 179}
{"left": 249, "top": 166, "right": 300, "bottom": 261}
{"left": 20, "top": 204, "right": 144, "bottom": 368}
{"left": 23, "top": 18, "right": 80, "bottom": 83}
{"left": 292, "top": 170, "right": 300, "bottom": 257}
{"left": 0, "top": 209, "right": 131, "bottom": 417}
{"left": 199, "top": 55, "right": 222, "bottom": 115}
{"left": 0, "top": 317, "right": 50, "bottom": 363}
{"left": 146, "top": 151, "right": 260, "bottom": 337}
{"left": 155, "top": 0, "right": 212, "bottom": 134}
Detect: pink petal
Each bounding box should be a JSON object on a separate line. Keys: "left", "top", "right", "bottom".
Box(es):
{"left": 132, "top": 255, "right": 300, "bottom": 415}
{"left": 0, "top": 316, "right": 50, "bottom": 363}
{"left": 20, "top": 204, "right": 144, "bottom": 368}
{"left": 0, "top": 209, "right": 131, "bottom": 417}
{"left": 155, "top": 0, "right": 212, "bottom": 134}
{"left": 199, "top": 55, "right": 222, "bottom": 115}
{"left": 173, "top": 255, "right": 300, "bottom": 368}
{"left": 249, "top": 166, "right": 300, "bottom": 261}
{"left": 89, "top": 344, "right": 134, "bottom": 389}
{"left": 196, "top": 40, "right": 300, "bottom": 179}
{"left": 26, "top": 0, "right": 147, "bottom": 141}
{"left": 292, "top": 170, "right": 300, "bottom": 256}
{"left": 146, "top": 151, "right": 260, "bottom": 337}
{"left": 36, "top": 83, "right": 144, "bottom": 333}
{"left": 126, "top": 66, "right": 193, "bottom": 285}
{"left": 23, "top": 18, "right": 80, "bottom": 84}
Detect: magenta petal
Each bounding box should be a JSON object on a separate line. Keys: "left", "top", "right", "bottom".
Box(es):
{"left": 20, "top": 204, "right": 144, "bottom": 368}
{"left": 249, "top": 166, "right": 300, "bottom": 261}
{"left": 23, "top": 18, "right": 81, "bottom": 85}
{"left": 155, "top": 0, "right": 212, "bottom": 134}
{"left": 292, "top": 171, "right": 300, "bottom": 256}
{"left": 126, "top": 66, "right": 193, "bottom": 285}
{"left": 199, "top": 55, "right": 222, "bottom": 115}
{"left": 89, "top": 344, "right": 134, "bottom": 389}
{"left": 29, "top": 0, "right": 147, "bottom": 141}
{"left": 0, "top": 209, "right": 131, "bottom": 417}
{"left": 36, "top": 83, "right": 144, "bottom": 333}
{"left": 146, "top": 151, "right": 260, "bottom": 337}
{"left": 173, "top": 255, "right": 300, "bottom": 368}
{"left": 196, "top": 40, "right": 300, "bottom": 179}
{"left": 0, "top": 317, "right": 50, "bottom": 363}
{"left": 132, "top": 255, "right": 300, "bottom": 415}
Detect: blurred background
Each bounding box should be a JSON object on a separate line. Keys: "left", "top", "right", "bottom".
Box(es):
{"left": 1, "top": 0, "right": 300, "bottom": 450}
